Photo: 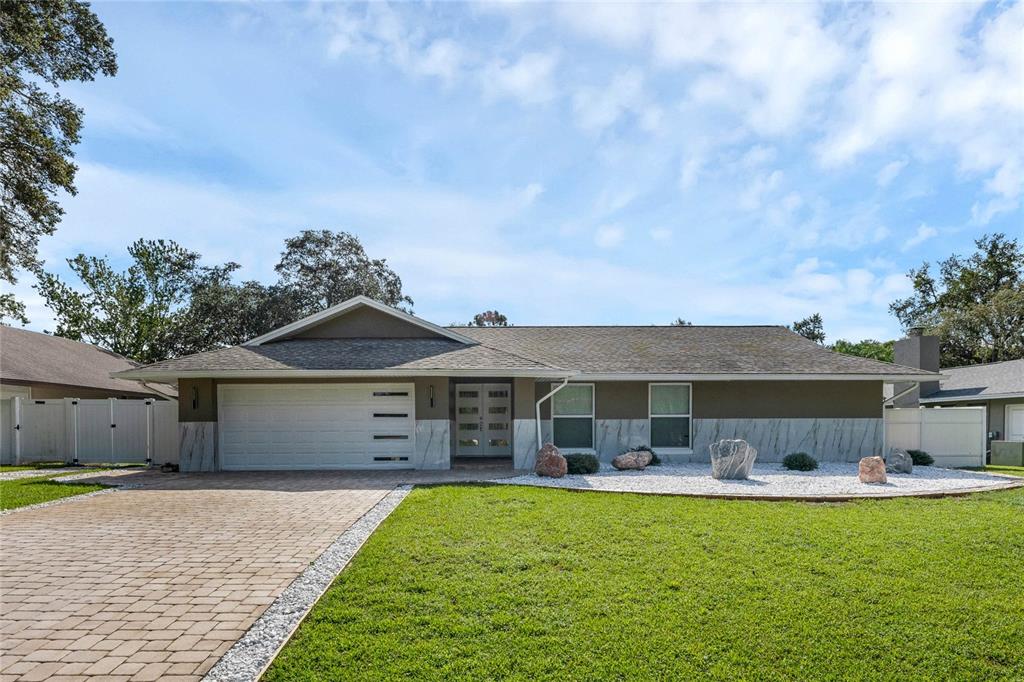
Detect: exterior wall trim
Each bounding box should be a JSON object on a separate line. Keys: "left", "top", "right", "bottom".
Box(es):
{"left": 575, "top": 373, "right": 940, "bottom": 382}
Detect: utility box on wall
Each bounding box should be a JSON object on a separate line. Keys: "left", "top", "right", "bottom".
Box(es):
{"left": 990, "top": 440, "right": 1024, "bottom": 467}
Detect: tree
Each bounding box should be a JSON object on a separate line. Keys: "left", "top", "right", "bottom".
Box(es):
{"left": 671, "top": 317, "right": 692, "bottom": 326}
{"left": 1, "top": 1, "right": 117, "bottom": 322}
{"left": 890, "top": 233, "right": 1024, "bottom": 365}
{"left": 275, "top": 230, "right": 413, "bottom": 315}
{"left": 469, "top": 310, "right": 509, "bottom": 326}
{"left": 34, "top": 239, "right": 201, "bottom": 364}
{"left": 831, "top": 339, "right": 894, "bottom": 363}
{"left": 790, "top": 313, "right": 825, "bottom": 344}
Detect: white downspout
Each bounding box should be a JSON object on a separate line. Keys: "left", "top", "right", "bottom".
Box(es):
{"left": 536, "top": 377, "right": 570, "bottom": 452}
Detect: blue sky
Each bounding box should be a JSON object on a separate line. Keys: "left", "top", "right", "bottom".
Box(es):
{"left": 11, "top": 1, "right": 1023, "bottom": 341}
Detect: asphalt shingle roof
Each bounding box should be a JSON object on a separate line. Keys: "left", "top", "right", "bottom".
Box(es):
{"left": 452, "top": 325, "right": 928, "bottom": 376}
{"left": 0, "top": 326, "right": 176, "bottom": 397}
{"left": 921, "top": 358, "right": 1024, "bottom": 401}
{"left": 124, "top": 325, "right": 929, "bottom": 377}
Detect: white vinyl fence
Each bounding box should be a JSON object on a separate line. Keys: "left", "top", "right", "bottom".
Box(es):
{"left": 884, "top": 406, "right": 986, "bottom": 468}
{"left": 0, "top": 397, "right": 178, "bottom": 466}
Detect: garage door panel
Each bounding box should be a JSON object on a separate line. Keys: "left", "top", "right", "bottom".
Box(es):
{"left": 218, "top": 383, "right": 416, "bottom": 470}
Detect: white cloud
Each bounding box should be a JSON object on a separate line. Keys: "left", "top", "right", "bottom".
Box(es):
{"left": 877, "top": 159, "right": 908, "bottom": 187}
{"left": 594, "top": 224, "right": 625, "bottom": 248}
{"left": 481, "top": 52, "right": 559, "bottom": 105}
{"left": 572, "top": 68, "right": 646, "bottom": 133}
{"left": 679, "top": 156, "right": 703, "bottom": 190}
{"left": 519, "top": 182, "right": 545, "bottom": 205}
{"left": 649, "top": 227, "right": 672, "bottom": 242}
{"left": 739, "top": 169, "right": 783, "bottom": 211}
{"left": 902, "top": 224, "right": 938, "bottom": 251}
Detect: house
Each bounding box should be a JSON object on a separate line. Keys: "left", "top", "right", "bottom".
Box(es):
{"left": 0, "top": 326, "right": 176, "bottom": 401}
{"left": 889, "top": 329, "right": 1024, "bottom": 460}
{"left": 115, "top": 296, "right": 938, "bottom": 472}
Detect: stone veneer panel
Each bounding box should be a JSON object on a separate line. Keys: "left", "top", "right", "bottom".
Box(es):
{"left": 513, "top": 419, "right": 538, "bottom": 469}
{"left": 414, "top": 419, "right": 450, "bottom": 469}
{"left": 179, "top": 421, "right": 217, "bottom": 472}
{"left": 595, "top": 419, "right": 650, "bottom": 460}
{"left": 691, "top": 418, "right": 883, "bottom": 463}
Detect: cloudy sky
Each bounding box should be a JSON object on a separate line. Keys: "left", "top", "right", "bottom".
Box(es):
{"left": 11, "top": 1, "right": 1023, "bottom": 341}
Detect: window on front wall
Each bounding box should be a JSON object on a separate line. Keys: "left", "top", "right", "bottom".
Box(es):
{"left": 649, "top": 383, "right": 691, "bottom": 449}
{"left": 552, "top": 384, "right": 594, "bottom": 449}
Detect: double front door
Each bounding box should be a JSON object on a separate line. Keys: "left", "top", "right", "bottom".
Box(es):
{"left": 455, "top": 383, "right": 512, "bottom": 457}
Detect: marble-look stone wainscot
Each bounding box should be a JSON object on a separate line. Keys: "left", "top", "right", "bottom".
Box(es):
{"left": 179, "top": 422, "right": 217, "bottom": 472}
{"left": 692, "top": 418, "right": 882, "bottom": 463}
{"left": 414, "top": 420, "right": 450, "bottom": 470}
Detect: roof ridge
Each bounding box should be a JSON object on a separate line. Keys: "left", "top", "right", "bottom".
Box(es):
{"left": 941, "top": 357, "right": 1024, "bottom": 370}
{"left": 447, "top": 324, "right": 789, "bottom": 329}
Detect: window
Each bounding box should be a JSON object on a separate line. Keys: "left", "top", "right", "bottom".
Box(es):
{"left": 649, "top": 383, "right": 691, "bottom": 449}
{"left": 552, "top": 384, "right": 594, "bottom": 449}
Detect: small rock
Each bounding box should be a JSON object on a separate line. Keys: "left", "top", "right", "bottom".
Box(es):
{"left": 535, "top": 443, "right": 567, "bottom": 478}
{"left": 612, "top": 450, "right": 653, "bottom": 470}
{"left": 886, "top": 448, "right": 913, "bottom": 474}
{"left": 710, "top": 439, "right": 758, "bottom": 480}
{"left": 859, "top": 456, "right": 887, "bottom": 484}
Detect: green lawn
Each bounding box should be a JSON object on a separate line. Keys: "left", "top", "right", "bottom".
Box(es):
{"left": 267, "top": 485, "right": 1024, "bottom": 681}
{"left": 0, "top": 462, "right": 69, "bottom": 472}
{"left": 985, "top": 465, "right": 1024, "bottom": 477}
{"left": 0, "top": 473, "right": 110, "bottom": 510}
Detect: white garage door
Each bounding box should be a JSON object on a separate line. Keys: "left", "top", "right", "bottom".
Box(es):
{"left": 219, "top": 383, "right": 416, "bottom": 470}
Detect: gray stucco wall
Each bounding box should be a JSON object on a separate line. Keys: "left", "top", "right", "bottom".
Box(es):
{"left": 291, "top": 305, "right": 443, "bottom": 339}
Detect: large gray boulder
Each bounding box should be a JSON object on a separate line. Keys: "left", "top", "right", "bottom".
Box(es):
{"left": 886, "top": 448, "right": 913, "bottom": 474}
{"left": 710, "top": 439, "right": 758, "bottom": 480}
{"left": 535, "top": 443, "right": 567, "bottom": 478}
{"left": 612, "top": 450, "right": 653, "bottom": 470}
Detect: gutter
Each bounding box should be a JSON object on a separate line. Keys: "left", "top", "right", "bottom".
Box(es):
{"left": 535, "top": 377, "right": 570, "bottom": 452}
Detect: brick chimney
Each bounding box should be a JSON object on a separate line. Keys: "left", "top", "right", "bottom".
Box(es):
{"left": 892, "top": 325, "right": 940, "bottom": 407}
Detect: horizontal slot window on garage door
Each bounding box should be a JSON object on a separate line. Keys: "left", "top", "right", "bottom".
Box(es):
{"left": 373, "top": 434, "right": 409, "bottom": 440}
{"left": 552, "top": 384, "right": 594, "bottom": 449}
{"left": 649, "top": 383, "right": 691, "bottom": 449}
{"left": 373, "top": 413, "right": 408, "bottom": 418}
{"left": 373, "top": 391, "right": 408, "bottom": 397}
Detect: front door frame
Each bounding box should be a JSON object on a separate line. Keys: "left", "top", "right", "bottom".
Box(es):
{"left": 1007, "top": 404, "right": 1024, "bottom": 442}
{"left": 451, "top": 379, "right": 515, "bottom": 460}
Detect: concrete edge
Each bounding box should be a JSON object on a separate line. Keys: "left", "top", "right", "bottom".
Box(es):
{"left": 203, "top": 484, "right": 413, "bottom": 682}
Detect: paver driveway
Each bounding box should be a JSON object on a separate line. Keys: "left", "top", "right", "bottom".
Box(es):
{"left": 0, "top": 471, "right": 402, "bottom": 681}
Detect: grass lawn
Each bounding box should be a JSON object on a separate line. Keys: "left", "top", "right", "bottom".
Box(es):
{"left": 0, "top": 473, "right": 110, "bottom": 510}
{"left": 267, "top": 485, "right": 1024, "bottom": 681}
{"left": 985, "top": 465, "right": 1024, "bottom": 477}
{"left": 0, "top": 462, "right": 69, "bottom": 472}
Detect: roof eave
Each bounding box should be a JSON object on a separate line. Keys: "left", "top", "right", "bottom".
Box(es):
{"left": 575, "top": 372, "right": 944, "bottom": 382}
{"left": 112, "top": 368, "right": 577, "bottom": 381}
{"left": 920, "top": 391, "right": 1024, "bottom": 404}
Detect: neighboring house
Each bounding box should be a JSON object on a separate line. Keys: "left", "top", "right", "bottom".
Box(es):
{"left": 889, "top": 329, "right": 1024, "bottom": 450}
{"left": 0, "top": 326, "right": 176, "bottom": 401}
{"left": 919, "top": 359, "right": 1024, "bottom": 446}
{"left": 116, "top": 296, "right": 938, "bottom": 472}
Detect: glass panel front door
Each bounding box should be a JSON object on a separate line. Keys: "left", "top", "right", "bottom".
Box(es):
{"left": 455, "top": 383, "right": 512, "bottom": 456}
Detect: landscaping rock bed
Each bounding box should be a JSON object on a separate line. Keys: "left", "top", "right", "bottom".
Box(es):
{"left": 492, "top": 463, "right": 1022, "bottom": 499}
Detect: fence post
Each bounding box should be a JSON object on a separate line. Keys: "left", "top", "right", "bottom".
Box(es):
{"left": 13, "top": 396, "right": 21, "bottom": 466}
{"left": 71, "top": 399, "right": 80, "bottom": 465}
{"left": 145, "top": 399, "right": 153, "bottom": 467}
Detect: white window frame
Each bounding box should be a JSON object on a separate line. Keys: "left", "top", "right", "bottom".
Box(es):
{"left": 552, "top": 382, "right": 595, "bottom": 452}
{"left": 648, "top": 383, "right": 692, "bottom": 454}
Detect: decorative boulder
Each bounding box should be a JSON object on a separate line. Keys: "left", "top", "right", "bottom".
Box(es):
{"left": 858, "top": 456, "right": 887, "bottom": 484}
{"left": 535, "top": 443, "right": 567, "bottom": 478}
{"left": 710, "top": 439, "right": 758, "bottom": 480}
{"left": 612, "top": 450, "right": 653, "bottom": 470}
{"left": 886, "top": 448, "right": 913, "bottom": 474}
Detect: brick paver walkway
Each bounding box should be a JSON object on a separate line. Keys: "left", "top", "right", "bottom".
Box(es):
{"left": 0, "top": 471, "right": 406, "bottom": 681}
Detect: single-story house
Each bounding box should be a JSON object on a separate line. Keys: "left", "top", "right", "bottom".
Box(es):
{"left": 115, "top": 296, "right": 939, "bottom": 472}
{"left": 919, "top": 359, "right": 1024, "bottom": 449}
{"left": 0, "top": 326, "right": 176, "bottom": 401}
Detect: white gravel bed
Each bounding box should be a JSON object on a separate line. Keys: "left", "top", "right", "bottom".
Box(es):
{"left": 492, "top": 463, "right": 1020, "bottom": 499}
{"left": 204, "top": 485, "right": 413, "bottom": 682}
{"left": 0, "top": 467, "right": 82, "bottom": 481}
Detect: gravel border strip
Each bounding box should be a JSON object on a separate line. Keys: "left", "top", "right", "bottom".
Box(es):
{"left": 0, "top": 467, "right": 82, "bottom": 481}
{"left": 203, "top": 484, "right": 413, "bottom": 682}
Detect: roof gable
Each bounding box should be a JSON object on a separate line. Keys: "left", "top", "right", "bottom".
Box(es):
{"left": 245, "top": 296, "right": 478, "bottom": 346}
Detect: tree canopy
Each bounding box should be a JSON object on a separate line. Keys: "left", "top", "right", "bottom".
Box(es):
{"left": 33, "top": 230, "right": 413, "bottom": 363}
{"left": 469, "top": 310, "right": 509, "bottom": 327}
{"left": 890, "top": 233, "right": 1024, "bottom": 365}
{"left": 0, "top": 0, "right": 117, "bottom": 323}
{"left": 789, "top": 313, "right": 825, "bottom": 344}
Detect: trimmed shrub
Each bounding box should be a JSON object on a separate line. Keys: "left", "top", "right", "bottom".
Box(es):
{"left": 908, "top": 449, "right": 934, "bottom": 466}
{"left": 782, "top": 452, "right": 818, "bottom": 471}
{"left": 565, "top": 453, "right": 600, "bottom": 475}
{"left": 633, "top": 444, "right": 661, "bottom": 465}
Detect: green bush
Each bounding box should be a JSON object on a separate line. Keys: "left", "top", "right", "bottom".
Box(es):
{"left": 633, "top": 445, "right": 661, "bottom": 465}
{"left": 908, "top": 449, "right": 934, "bottom": 466}
{"left": 565, "top": 453, "right": 600, "bottom": 475}
{"left": 782, "top": 452, "right": 818, "bottom": 471}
